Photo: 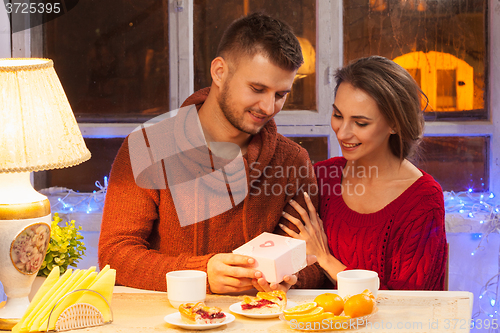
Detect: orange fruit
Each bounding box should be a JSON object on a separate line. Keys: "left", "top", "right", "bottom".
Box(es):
{"left": 294, "top": 311, "right": 332, "bottom": 323}
{"left": 343, "top": 290, "right": 375, "bottom": 318}
{"left": 283, "top": 302, "right": 317, "bottom": 315}
{"left": 283, "top": 305, "right": 324, "bottom": 321}
{"left": 314, "top": 293, "right": 344, "bottom": 315}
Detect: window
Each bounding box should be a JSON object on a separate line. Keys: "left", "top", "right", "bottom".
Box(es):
{"left": 343, "top": 0, "right": 496, "bottom": 192}
{"left": 417, "top": 136, "right": 489, "bottom": 192}
{"left": 44, "top": 0, "right": 169, "bottom": 121}
{"left": 193, "top": 0, "right": 317, "bottom": 111}
{"left": 344, "top": 0, "right": 485, "bottom": 118}
{"left": 6, "top": 0, "right": 498, "bottom": 194}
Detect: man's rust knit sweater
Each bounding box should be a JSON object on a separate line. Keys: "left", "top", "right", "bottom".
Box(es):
{"left": 98, "top": 88, "right": 325, "bottom": 292}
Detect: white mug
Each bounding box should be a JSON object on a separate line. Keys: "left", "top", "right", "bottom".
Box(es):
{"left": 166, "top": 270, "right": 207, "bottom": 309}
{"left": 336, "top": 269, "right": 380, "bottom": 299}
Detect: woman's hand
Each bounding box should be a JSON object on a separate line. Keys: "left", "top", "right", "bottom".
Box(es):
{"left": 279, "top": 192, "right": 330, "bottom": 263}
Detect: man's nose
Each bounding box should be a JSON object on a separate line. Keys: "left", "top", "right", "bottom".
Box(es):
{"left": 259, "top": 93, "right": 275, "bottom": 116}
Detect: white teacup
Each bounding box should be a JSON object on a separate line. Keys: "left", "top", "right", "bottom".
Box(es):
{"left": 166, "top": 270, "right": 207, "bottom": 309}
{"left": 336, "top": 269, "right": 380, "bottom": 299}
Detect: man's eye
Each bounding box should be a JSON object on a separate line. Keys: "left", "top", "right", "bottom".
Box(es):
{"left": 251, "top": 86, "right": 263, "bottom": 93}
{"left": 276, "top": 93, "right": 286, "bottom": 99}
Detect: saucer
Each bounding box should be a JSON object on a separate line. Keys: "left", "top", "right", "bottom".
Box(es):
{"left": 164, "top": 312, "right": 235, "bottom": 330}
{"left": 229, "top": 301, "right": 298, "bottom": 319}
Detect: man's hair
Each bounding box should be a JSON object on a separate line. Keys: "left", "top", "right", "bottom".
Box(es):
{"left": 216, "top": 12, "right": 303, "bottom": 71}
{"left": 334, "top": 56, "right": 427, "bottom": 161}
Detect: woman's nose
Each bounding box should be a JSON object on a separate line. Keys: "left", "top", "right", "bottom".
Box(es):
{"left": 335, "top": 122, "right": 353, "bottom": 140}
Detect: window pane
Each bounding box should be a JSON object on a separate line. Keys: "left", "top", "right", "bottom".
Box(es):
{"left": 35, "top": 138, "right": 125, "bottom": 192}
{"left": 35, "top": 136, "right": 328, "bottom": 192}
{"left": 193, "top": 0, "right": 316, "bottom": 110}
{"left": 414, "top": 137, "right": 489, "bottom": 192}
{"left": 44, "top": 1, "right": 169, "bottom": 121}
{"left": 343, "top": 0, "right": 485, "bottom": 119}
{"left": 287, "top": 136, "right": 329, "bottom": 165}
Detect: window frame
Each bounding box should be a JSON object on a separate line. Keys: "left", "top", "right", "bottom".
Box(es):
{"left": 5, "top": 0, "right": 498, "bottom": 193}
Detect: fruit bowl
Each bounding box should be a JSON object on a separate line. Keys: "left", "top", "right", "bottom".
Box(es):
{"left": 279, "top": 306, "right": 378, "bottom": 331}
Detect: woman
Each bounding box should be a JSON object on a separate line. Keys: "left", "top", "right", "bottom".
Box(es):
{"left": 280, "top": 56, "right": 447, "bottom": 290}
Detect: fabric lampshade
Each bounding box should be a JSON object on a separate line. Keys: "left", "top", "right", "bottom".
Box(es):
{"left": 0, "top": 58, "right": 90, "bottom": 173}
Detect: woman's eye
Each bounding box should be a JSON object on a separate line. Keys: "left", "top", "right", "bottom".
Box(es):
{"left": 332, "top": 113, "right": 342, "bottom": 118}
{"left": 356, "top": 122, "right": 368, "bottom": 127}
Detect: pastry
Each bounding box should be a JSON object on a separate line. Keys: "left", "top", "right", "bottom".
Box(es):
{"left": 241, "top": 290, "right": 287, "bottom": 314}
{"left": 179, "top": 302, "right": 226, "bottom": 324}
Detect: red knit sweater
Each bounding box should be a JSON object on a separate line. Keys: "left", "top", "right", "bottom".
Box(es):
{"left": 314, "top": 157, "right": 447, "bottom": 290}
{"left": 98, "top": 88, "right": 325, "bottom": 292}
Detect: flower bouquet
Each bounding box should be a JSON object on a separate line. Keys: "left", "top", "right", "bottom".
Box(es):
{"left": 37, "top": 213, "right": 86, "bottom": 277}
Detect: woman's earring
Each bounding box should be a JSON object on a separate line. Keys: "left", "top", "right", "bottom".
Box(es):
{"left": 390, "top": 130, "right": 396, "bottom": 134}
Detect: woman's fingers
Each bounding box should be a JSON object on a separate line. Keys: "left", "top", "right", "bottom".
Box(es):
{"left": 303, "top": 192, "right": 321, "bottom": 228}
{"left": 303, "top": 192, "right": 318, "bottom": 216}
{"left": 279, "top": 222, "right": 300, "bottom": 239}
{"left": 288, "top": 199, "right": 311, "bottom": 225}
{"left": 281, "top": 211, "right": 307, "bottom": 233}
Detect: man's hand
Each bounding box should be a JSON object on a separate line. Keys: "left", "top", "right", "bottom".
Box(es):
{"left": 251, "top": 273, "right": 298, "bottom": 293}
{"left": 207, "top": 253, "right": 259, "bottom": 294}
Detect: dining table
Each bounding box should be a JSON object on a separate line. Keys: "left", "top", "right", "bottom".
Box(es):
{"left": 67, "top": 286, "right": 474, "bottom": 333}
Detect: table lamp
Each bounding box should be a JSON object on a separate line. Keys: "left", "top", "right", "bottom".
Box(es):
{"left": 0, "top": 58, "right": 91, "bottom": 328}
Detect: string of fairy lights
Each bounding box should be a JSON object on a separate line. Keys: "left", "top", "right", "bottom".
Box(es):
{"left": 42, "top": 182, "right": 500, "bottom": 321}
{"left": 444, "top": 189, "right": 499, "bottom": 322}
{"left": 39, "top": 177, "right": 108, "bottom": 215}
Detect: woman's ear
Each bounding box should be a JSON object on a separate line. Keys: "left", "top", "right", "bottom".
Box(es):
{"left": 210, "top": 57, "right": 227, "bottom": 88}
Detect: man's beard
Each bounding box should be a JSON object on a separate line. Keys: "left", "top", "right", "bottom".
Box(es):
{"left": 217, "top": 83, "right": 266, "bottom": 136}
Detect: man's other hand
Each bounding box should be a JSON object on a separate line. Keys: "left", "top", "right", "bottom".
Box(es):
{"left": 207, "top": 253, "right": 259, "bottom": 294}
{"left": 251, "top": 273, "right": 298, "bottom": 293}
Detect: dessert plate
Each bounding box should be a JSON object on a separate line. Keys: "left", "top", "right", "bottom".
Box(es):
{"left": 229, "top": 301, "right": 298, "bottom": 319}
{"left": 278, "top": 307, "right": 378, "bottom": 331}
{"left": 164, "top": 312, "right": 235, "bottom": 330}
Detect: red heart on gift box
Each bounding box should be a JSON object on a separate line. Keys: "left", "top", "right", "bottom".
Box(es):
{"left": 260, "top": 241, "right": 275, "bottom": 248}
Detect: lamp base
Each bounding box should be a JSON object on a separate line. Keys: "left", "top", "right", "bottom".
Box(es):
{"left": 0, "top": 296, "right": 29, "bottom": 320}
{"left": 0, "top": 318, "right": 19, "bottom": 331}
{"left": 0, "top": 206, "right": 51, "bottom": 324}
{"left": 0, "top": 172, "right": 51, "bottom": 323}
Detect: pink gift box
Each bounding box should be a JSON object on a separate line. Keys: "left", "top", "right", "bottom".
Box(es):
{"left": 232, "top": 232, "right": 307, "bottom": 283}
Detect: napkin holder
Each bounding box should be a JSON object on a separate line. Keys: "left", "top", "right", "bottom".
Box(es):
{"left": 46, "top": 289, "right": 113, "bottom": 332}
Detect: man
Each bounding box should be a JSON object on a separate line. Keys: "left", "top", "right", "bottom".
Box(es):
{"left": 98, "top": 12, "right": 325, "bottom": 294}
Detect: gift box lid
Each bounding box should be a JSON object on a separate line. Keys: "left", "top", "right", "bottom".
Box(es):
{"left": 233, "top": 232, "right": 305, "bottom": 259}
